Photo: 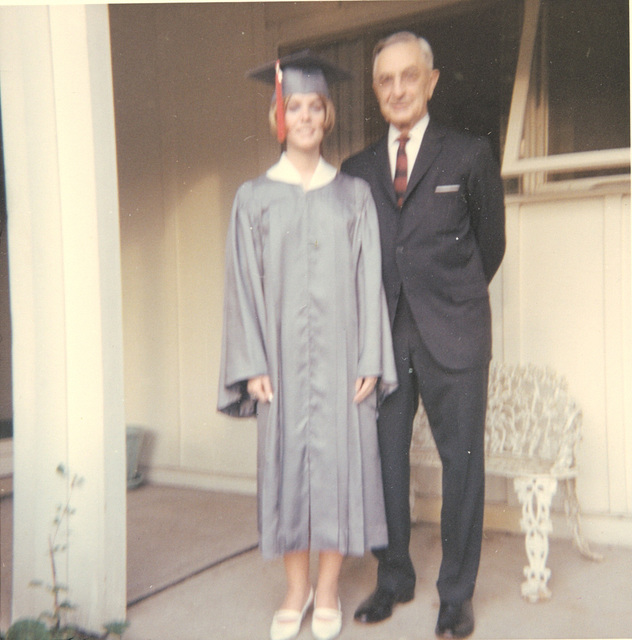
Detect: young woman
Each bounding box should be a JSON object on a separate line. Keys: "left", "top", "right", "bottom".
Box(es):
{"left": 218, "top": 51, "right": 397, "bottom": 640}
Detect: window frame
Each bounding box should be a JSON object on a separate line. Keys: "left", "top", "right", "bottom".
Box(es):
{"left": 501, "top": 0, "right": 630, "bottom": 183}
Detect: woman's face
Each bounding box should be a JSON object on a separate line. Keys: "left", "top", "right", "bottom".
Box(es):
{"left": 284, "top": 93, "right": 326, "bottom": 153}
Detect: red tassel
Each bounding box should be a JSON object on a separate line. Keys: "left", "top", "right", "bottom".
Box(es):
{"left": 275, "top": 60, "right": 286, "bottom": 143}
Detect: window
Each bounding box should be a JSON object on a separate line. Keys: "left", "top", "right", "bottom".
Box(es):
{"left": 283, "top": 0, "right": 629, "bottom": 194}
{"left": 502, "top": 0, "right": 630, "bottom": 191}
{"left": 546, "top": 0, "right": 629, "bottom": 156}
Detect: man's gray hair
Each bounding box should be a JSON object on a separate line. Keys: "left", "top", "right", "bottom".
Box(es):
{"left": 372, "top": 31, "right": 434, "bottom": 77}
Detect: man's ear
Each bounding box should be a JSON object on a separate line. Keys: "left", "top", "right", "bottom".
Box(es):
{"left": 428, "top": 68, "right": 440, "bottom": 100}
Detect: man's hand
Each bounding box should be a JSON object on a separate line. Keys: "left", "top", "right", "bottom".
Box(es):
{"left": 247, "top": 375, "right": 274, "bottom": 403}
{"left": 354, "top": 376, "right": 377, "bottom": 404}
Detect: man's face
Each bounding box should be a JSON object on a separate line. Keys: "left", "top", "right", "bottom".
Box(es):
{"left": 373, "top": 40, "right": 440, "bottom": 133}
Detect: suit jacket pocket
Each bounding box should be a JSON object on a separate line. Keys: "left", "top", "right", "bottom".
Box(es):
{"left": 434, "top": 184, "right": 460, "bottom": 193}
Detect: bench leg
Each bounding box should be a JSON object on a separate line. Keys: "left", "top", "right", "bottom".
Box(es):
{"left": 513, "top": 476, "right": 557, "bottom": 603}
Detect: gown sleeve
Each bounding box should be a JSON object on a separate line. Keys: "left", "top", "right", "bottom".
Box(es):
{"left": 217, "top": 182, "right": 269, "bottom": 417}
{"left": 354, "top": 179, "right": 398, "bottom": 402}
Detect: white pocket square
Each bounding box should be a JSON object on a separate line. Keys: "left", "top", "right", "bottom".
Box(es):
{"left": 435, "top": 184, "right": 460, "bottom": 193}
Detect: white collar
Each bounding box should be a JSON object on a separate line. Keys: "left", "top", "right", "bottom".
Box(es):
{"left": 388, "top": 113, "right": 430, "bottom": 148}
{"left": 387, "top": 115, "right": 430, "bottom": 179}
{"left": 266, "top": 153, "right": 337, "bottom": 191}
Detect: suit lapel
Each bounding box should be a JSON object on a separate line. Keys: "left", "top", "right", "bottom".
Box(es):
{"left": 373, "top": 121, "right": 445, "bottom": 209}
{"left": 404, "top": 120, "right": 444, "bottom": 204}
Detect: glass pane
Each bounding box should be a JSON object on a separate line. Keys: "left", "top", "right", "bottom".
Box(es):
{"left": 545, "top": 0, "right": 630, "bottom": 155}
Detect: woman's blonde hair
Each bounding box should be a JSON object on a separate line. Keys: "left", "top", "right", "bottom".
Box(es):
{"left": 269, "top": 94, "right": 336, "bottom": 140}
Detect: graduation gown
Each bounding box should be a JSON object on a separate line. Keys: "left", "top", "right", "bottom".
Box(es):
{"left": 218, "top": 155, "right": 397, "bottom": 559}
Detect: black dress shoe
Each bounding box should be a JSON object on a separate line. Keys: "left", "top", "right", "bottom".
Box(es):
{"left": 354, "top": 586, "right": 415, "bottom": 624}
{"left": 435, "top": 598, "right": 474, "bottom": 638}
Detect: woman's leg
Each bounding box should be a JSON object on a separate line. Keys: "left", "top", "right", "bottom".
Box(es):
{"left": 270, "top": 550, "right": 313, "bottom": 640}
{"left": 280, "top": 549, "right": 311, "bottom": 610}
{"left": 312, "top": 551, "right": 344, "bottom": 639}
{"left": 315, "top": 551, "right": 343, "bottom": 608}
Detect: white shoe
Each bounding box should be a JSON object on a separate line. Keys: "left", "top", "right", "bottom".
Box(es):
{"left": 311, "top": 597, "right": 342, "bottom": 640}
{"left": 270, "top": 587, "right": 314, "bottom": 640}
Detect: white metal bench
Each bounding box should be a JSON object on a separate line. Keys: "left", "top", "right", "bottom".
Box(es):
{"left": 410, "top": 361, "right": 602, "bottom": 602}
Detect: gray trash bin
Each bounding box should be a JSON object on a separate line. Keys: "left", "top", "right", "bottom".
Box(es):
{"left": 126, "top": 426, "right": 145, "bottom": 489}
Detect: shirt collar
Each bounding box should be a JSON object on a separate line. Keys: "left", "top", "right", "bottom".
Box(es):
{"left": 388, "top": 113, "right": 430, "bottom": 147}
{"left": 266, "top": 153, "right": 337, "bottom": 191}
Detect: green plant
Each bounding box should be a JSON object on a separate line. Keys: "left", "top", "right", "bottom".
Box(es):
{"left": 102, "top": 621, "right": 130, "bottom": 639}
{"left": 29, "top": 465, "right": 82, "bottom": 632}
{"left": 5, "top": 619, "right": 130, "bottom": 640}
{"left": 10, "top": 467, "right": 129, "bottom": 640}
{"left": 6, "top": 619, "right": 51, "bottom": 640}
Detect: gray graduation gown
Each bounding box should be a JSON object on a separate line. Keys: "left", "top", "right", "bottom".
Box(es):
{"left": 218, "top": 160, "right": 397, "bottom": 559}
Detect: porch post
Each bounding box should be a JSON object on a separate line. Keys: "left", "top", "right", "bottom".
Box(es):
{"left": 0, "top": 5, "right": 126, "bottom": 632}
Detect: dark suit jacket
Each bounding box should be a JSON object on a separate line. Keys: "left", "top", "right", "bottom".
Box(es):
{"left": 341, "top": 120, "right": 506, "bottom": 371}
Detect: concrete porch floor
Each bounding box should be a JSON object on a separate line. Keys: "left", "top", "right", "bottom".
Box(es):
{"left": 2, "top": 484, "right": 632, "bottom": 639}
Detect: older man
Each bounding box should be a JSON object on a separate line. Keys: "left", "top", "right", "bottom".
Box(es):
{"left": 341, "top": 32, "right": 505, "bottom": 638}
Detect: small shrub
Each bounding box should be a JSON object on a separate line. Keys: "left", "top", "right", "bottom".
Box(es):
{"left": 6, "top": 619, "right": 51, "bottom": 640}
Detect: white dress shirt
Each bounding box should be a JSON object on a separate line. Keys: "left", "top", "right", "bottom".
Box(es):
{"left": 387, "top": 114, "right": 430, "bottom": 181}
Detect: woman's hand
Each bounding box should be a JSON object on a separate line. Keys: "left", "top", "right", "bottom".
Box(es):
{"left": 247, "top": 375, "right": 274, "bottom": 403}
{"left": 354, "top": 376, "right": 377, "bottom": 404}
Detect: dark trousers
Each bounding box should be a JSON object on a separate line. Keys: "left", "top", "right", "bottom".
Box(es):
{"left": 375, "top": 295, "right": 488, "bottom": 604}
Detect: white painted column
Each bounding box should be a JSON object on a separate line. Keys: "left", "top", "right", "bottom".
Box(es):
{"left": 0, "top": 5, "right": 126, "bottom": 632}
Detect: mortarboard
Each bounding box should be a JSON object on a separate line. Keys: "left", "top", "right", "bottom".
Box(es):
{"left": 248, "top": 49, "right": 351, "bottom": 143}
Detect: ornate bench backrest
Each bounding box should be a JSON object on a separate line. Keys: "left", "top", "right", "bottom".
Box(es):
{"left": 486, "top": 362, "right": 581, "bottom": 474}
{"left": 412, "top": 362, "right": 582, "bottom": 476}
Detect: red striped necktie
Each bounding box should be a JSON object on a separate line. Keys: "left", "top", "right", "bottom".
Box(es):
{"left": 394, "top": 135, "right": 409, "bottom": 208}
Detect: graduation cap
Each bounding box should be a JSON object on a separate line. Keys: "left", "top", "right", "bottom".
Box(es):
{"left": 248, "top": 49, "right": 351, "bottom": 143}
